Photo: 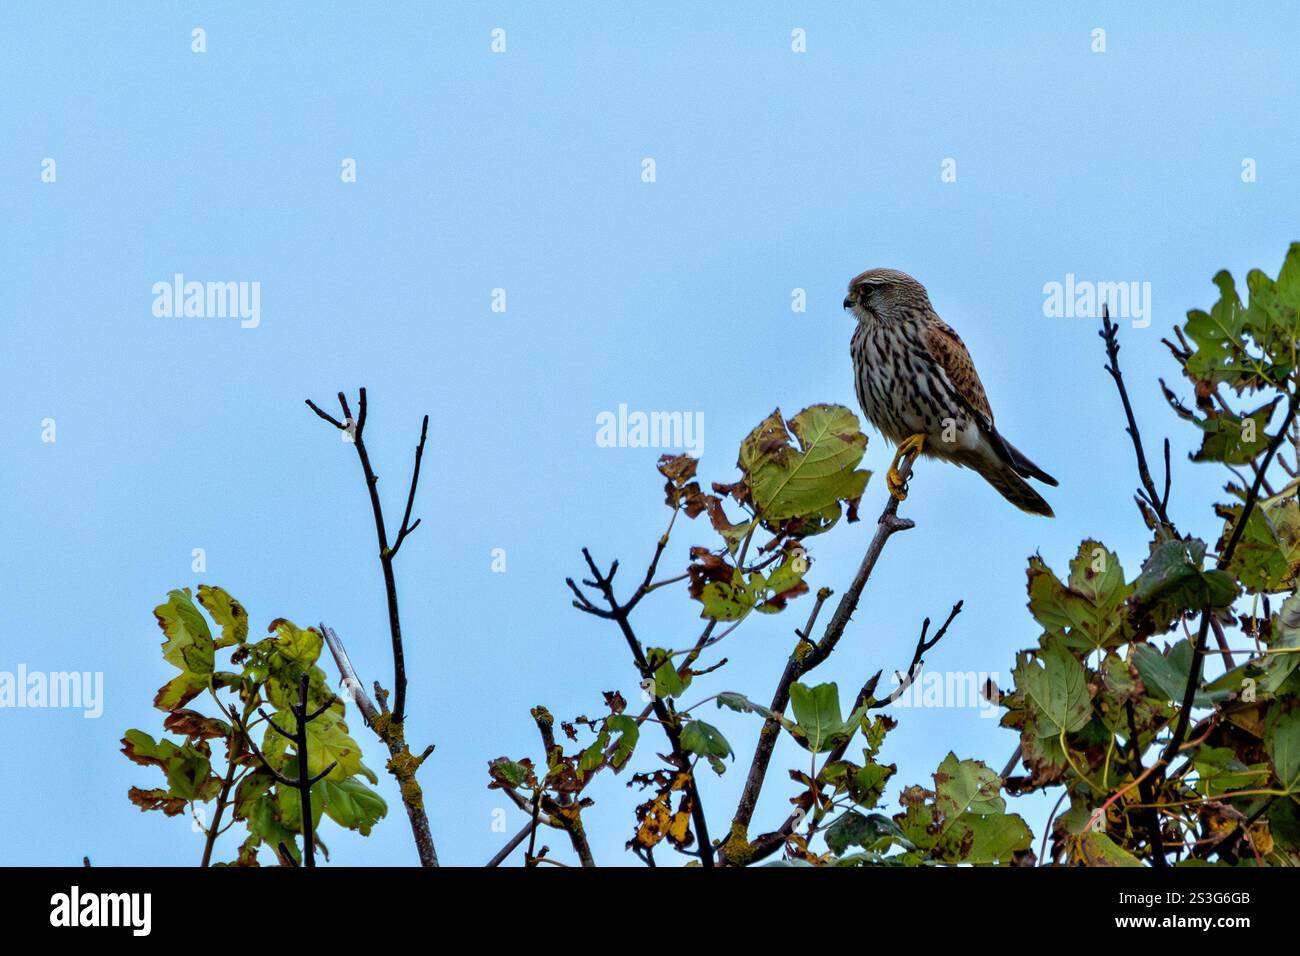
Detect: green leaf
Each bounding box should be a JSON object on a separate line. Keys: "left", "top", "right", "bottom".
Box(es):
{"left": 1243, "top": 242, "right": 1300, "bottom": 366}
{"left": 277, "top": 780, "right": 326, "bottom": 834}
{"left": 680, "top": 720, "right": 732, "bottom": 774}
{"left": 1132, "top": 640, "right": 1191, "bottom": 702}
{"left": 246, "top": 792, "right": 299, "bottom": 863}
{"left": 120, "top": 729, "right": 177, "bottom": 768}
{"left": 716, "top": 692, "right": 757, "bottom": 713}
{"left": 1012, "top": 642, "right": 1092, "bottom": 737}
{"left": 648, "top": 649, "right": 691, "bottom": 699}
{"left": 234, "top": 771, "right": 273, "bottom": 821}
{"left": 1132, "top": 639, "right": 1232, "bottom": 708}
{"left": 303, "top": 712, "right": 363, "bottom": 782}
{"left": 154, "top": 589, "right": 214, "bottom": 675}
{"left": 1129, "top": 538, "right": 1239, "bottom": 635}
{"left": 264, "top": 710, "right": 363, "bottom": 783}
{"left": 1266, "top": 708, "right": 1300, "bottom": 794}
{"left": 788, "top": 682, "right": 859, "bottom": 753}
{"left": 737, "top": 405, "right": 871, "bottom": 533}
{"left": 894, "top": 754, "right": 1031, "bottom": 865}
{"left": 1183, "top": 271, "right": 1251, "bottom": 390}
{"left": 1215, "top": 485, "right": 1300, "bottom": 594}
{"left": 320, "top": 778, "right": 387, "bottom": 835}
{"left": 1076, "top": 831, "right": 1144, "bottom": 867}
{"left": 266, "top": 618, "right": 324, "bottom": 666}
{"left": 1026, "top": 542, "right": 1132, "bottom": 651}
{"left": 1259, "top": 592, "right": 1300, "bottom": 693}
{"left": 697, "top": 569, "right": 756, "bottom": 621}
{"left": 751, "top": 549, "right": 811, "bottom": 614}
{"left": 606, "top": 714, "right": 639, "bottom": 771}
{"left": 196, "top": 585, "right": 250, "bottom": 647}
{"left": 163, "top": 744, "right": 222, "bottom": 802}
{"left": 577, "top": 713, "right": 640, "bottom": 778}
{"left": 820, "top": 754, "right": 896, "bottom": 809}
{"left": 1191, "top": 747, "right": 1266, "bottom": 797}
{"left": 825, "top": 811, "right": 912, "bottom": 856}
{"left": 487, "top": 757, "right": 535, "bottom": 790}
{"left": 1192, "top": 397, "right": 1280, "bottom": 465}
{"left": 152, "top": 671, "right": 209, "bottom": 712}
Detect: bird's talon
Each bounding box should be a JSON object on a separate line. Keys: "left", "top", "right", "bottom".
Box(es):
{"left": 886, "top": 467, "right": 909, "bottom": 501}
{"left": 883, "top": 433, "right": 924, "bottom": 502}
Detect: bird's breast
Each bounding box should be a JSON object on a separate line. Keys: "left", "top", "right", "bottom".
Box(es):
{"left": 851, "top": 321, "right": 976, "bottom": 453}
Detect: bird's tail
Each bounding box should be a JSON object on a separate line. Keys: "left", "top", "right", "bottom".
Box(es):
{"left": 972, "top": 457, "right": 1055, "bottom": 517}
{"left": 998, "top": 435, "right": 1059, "bottom": 487}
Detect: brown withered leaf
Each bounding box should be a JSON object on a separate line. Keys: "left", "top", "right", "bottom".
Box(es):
{"left": 603, "top": 690, "right": 627, "bottom": 715}
{"left": 1197, "top": 800, "right": 1245, "bottom": 846}
{"left": 762, "top": 578, "right": 809, "bottom": 613}
{"left": 120, "top": 733, "right": 169, "bottom": 768}
{"left": 712, "top": 478, "right": 751, "bottom": 509}
{"left": 543, "top": 761, "right": 584, "bottom": 795}
{"left": 153, "top": 674, "right": 205, "bottom": 712}
{"left": 629, "top": 773, "right": 696, "bottom": 852}
{"left": 163, "top": 709, "right": 232, "bottom": 742}
{"left": 687, "top": 547, "right": 735, "bottom": 600}
{"left": 127, "top": 787, "right": 186, "bottom": 817}
{"left": 658, "top": 454, "right": 699, "bottom": 507}
{"left": 234, "top": 835, "right": 261, "bottom": 866}
{"left": 680, "top": 482, "right": 710, "bottom": 518}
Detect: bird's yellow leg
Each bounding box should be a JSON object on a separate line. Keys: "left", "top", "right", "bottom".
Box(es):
{"left": 886, "top": 434, "right": 926, "bottom": 501}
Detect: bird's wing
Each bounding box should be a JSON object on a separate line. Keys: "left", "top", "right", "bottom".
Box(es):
{"left": 922, "top": 319, "right": 994, "bottom": 422}
{"left": 923, "top": 317, "right": 1057, "bottom": 484}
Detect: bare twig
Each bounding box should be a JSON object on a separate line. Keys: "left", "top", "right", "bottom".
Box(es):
{"left": 1208, "top": 614, "right": 1237, "bottom": 671}
{"left": 525, "top": 791, "right": 543, "bottom": 867}
{"left": 486, "top": 820, "right": 535, "bottom": 867}
{"left": 390, "top": 415, "right": 430, "bottom": 558}
{"left": 873, "top": 601, "right": 964, "bottom": 709}
{"left": 1101, "top": 306, "right": 1177, "bottom": 534}
{"left": 307, "top": 389, "right": 424, "bottom": 725}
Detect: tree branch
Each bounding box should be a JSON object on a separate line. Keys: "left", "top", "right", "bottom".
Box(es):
{"left": 722, "top": 454, "right": 919, "bottom": 864}
{"left": 307, "top": 389, "right": 421, "bottom": 725}
{"left": 872, "top": 601, "right": 964, "bottom": 709}
{"left": 1162, "top": 390, "right": 1300, "bottom": 769}
{"left": 390, "top": 415, "right": 430, "bottom": 558}
{"left": 569, "top": 541, "right": 717, "bottom": 866}
{"left": 320, "top": 622, "right": 439, "bottom": 867}
{"left": 1101, "top": 307, "right": 1178, "bottom": 534}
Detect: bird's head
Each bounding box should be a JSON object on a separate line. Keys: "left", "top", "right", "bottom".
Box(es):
{"left": 843, "top": 268, "right": 932, "bottom": 321}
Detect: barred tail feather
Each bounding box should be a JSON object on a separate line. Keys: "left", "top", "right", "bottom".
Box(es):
{"left": 973, "top": 458, "right": 1055, "bottom": 517}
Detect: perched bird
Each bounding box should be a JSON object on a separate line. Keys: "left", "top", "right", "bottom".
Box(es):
{"left": 844, "top": 268, "right": 1057, "bottom": 516}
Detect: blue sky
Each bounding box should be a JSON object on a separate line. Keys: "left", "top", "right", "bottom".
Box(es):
{"left": 3, "top": 2, "right": 1298, "bottom": 866}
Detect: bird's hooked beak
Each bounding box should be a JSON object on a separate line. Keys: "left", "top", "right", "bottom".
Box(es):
{"left": 842, "top": 294, "right": 856, "bottom": 311}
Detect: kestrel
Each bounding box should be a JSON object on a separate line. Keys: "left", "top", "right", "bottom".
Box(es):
{"left": 844, "top": 268, "right": 1057, "bottom": 516}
